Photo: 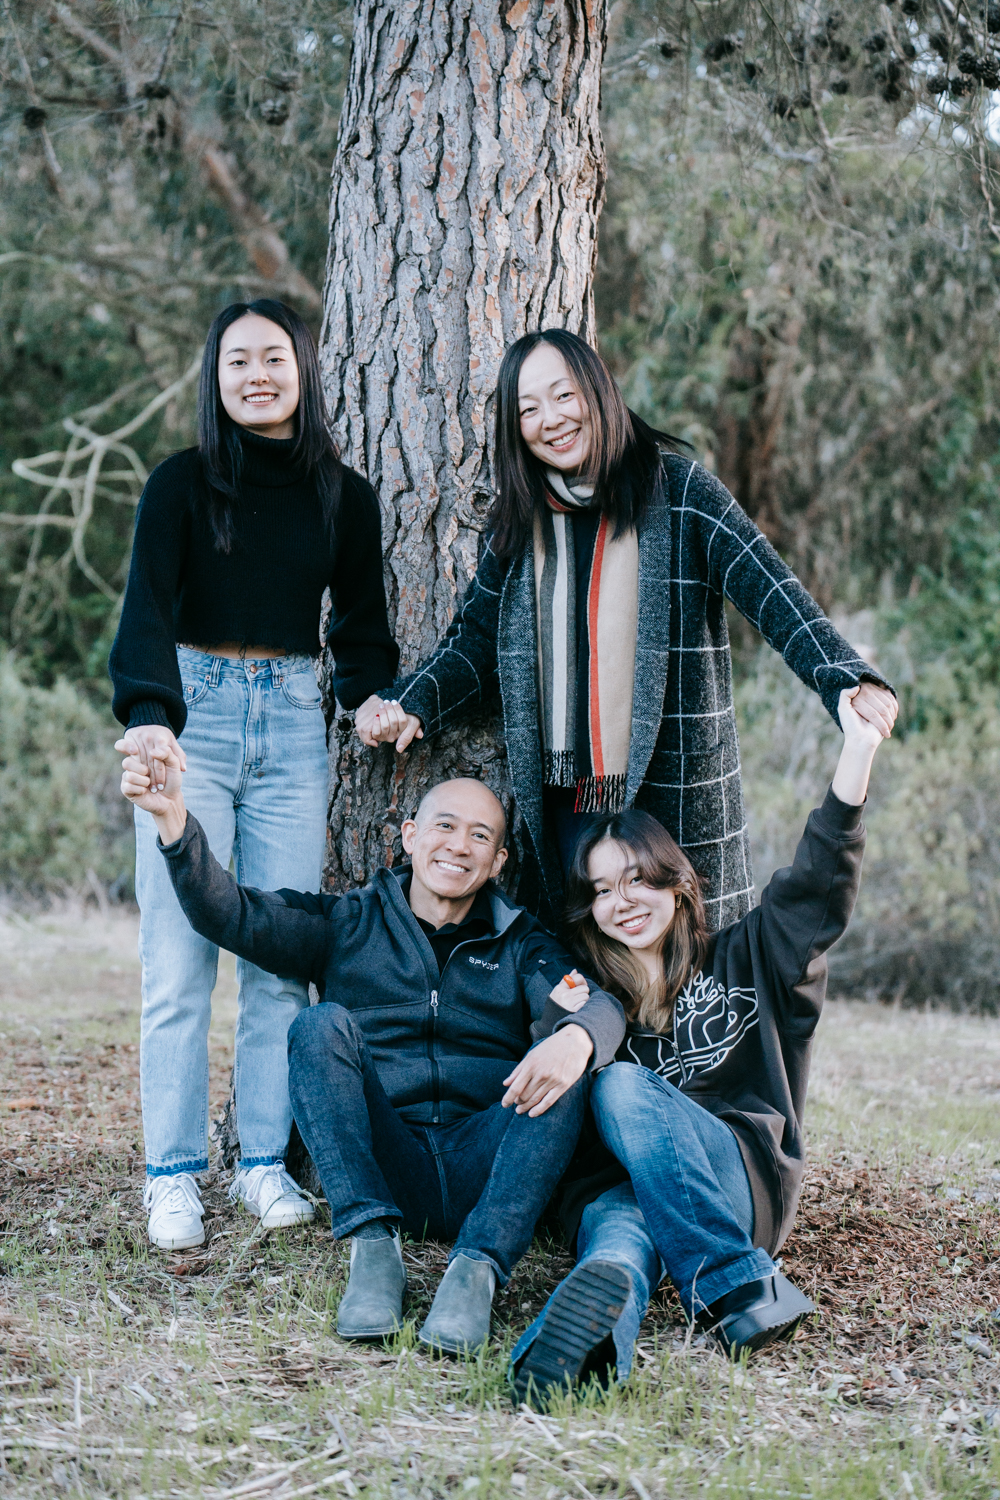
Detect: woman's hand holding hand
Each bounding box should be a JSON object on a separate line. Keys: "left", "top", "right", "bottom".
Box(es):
{"left": 849, "top": 681, "right": 897, "bottom": 739}
{"left": 118, "top": 741, "right": 188, "bottom": 845}
{"left": 115, "top": 724, "right": 186, "bottom": 794}
{"left": 548, "top": 969, "right": 590, "bottom": 1012}
{"left": 500, "top": 1026, "right": 593, "bottom": 1117}
{"left": 832, "top": 686, "right": 889, "bottom": 807}
{"left": 354, "top": 694, "right": 424, "bottom": 751}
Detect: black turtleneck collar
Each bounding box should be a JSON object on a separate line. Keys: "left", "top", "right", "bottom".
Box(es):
{"left": 238, "top": 427, "right": 306, "bottom": 490}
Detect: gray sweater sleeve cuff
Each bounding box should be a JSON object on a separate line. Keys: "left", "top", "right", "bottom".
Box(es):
{"left": 529, "top": 993, "right": 625, "bottom": 1071}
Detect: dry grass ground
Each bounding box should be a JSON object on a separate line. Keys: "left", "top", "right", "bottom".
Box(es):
{"left": 3, "top": 908, "right": 1000, "bottom": 1499}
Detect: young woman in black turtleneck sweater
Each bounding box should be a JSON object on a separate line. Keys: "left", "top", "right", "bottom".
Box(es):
{"left": 109, "top": 300, "right": 399, "bottom": 1253}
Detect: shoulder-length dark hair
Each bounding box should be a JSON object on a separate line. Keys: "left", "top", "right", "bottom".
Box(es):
{"left": 565, "top": 809, "right": 709, "bottom": 1034}
{"left": 489, "top": 328, "right": 685, "bottom": 564}
{"left": 197, "top": 298, "right": 342, "bottom": 552}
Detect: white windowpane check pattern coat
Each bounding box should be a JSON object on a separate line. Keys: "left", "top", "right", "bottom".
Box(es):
{"left": 397, "top": 456, "right": 892, "bottom": 930}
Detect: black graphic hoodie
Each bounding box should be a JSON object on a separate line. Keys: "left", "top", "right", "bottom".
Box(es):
{"left": 551, "top": 786, "right": 866, "bottom": 1256}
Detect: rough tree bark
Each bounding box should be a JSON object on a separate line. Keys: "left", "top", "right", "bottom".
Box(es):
{"left": 225, "top": 0, "right": 609, "bottom": 1177}
{"left": 318, "top": 0, "right": 608, "bottom": 892}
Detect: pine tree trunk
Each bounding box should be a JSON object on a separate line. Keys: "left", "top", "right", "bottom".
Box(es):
{"left": 319, "top": 0, "right": 608, "bottom": 891}
{"left": 217, "top": 0, "right": 608, "bottom": 1177}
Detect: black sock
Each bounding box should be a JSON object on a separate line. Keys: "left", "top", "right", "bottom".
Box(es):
{"left": 352, "top": 1218, "right": 394, "bottom": 1241}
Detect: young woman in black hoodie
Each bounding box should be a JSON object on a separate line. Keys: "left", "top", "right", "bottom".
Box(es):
{"left": 510, "top": 686, "right": 887, "bottom": 1405}
{"left": 109, "top": 300, "right": 399, "bottom": 1253}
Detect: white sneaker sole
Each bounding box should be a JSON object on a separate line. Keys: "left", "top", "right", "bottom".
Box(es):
{"left": 242, "top": 1200, "right": 315, "bottom": 1230}
{"left": 149, "top": 1224, "right": 206, "bottom": 1251}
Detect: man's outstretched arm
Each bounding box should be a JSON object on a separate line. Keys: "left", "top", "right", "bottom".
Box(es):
{"left": 118, "top": 741, "right": 332, "bottom": 984}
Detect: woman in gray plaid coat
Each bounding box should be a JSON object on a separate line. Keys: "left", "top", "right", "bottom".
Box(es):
{"left": 357, "top": 331, "right": 896, "bottom": 930}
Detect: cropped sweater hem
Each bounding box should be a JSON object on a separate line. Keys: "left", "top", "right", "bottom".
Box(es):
{"left": 109, "top": 433, "right": 399, "bottom": 736}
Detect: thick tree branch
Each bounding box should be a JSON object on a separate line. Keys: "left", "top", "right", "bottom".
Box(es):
{"left": 46, "top": 2, "right": 320, "bottom": 306}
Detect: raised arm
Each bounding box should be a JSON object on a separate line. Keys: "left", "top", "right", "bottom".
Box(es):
{"left": 755, "top": 687, "right": 883, "bottom": 1021}
{"left": 679, "top": 461, "right": 896, "bottom": 733}
{"left": 354, "top": 537, "right": 505, "bottom": 751}
{"left": 118, "top": 743, "right": 331, "bottom": 984}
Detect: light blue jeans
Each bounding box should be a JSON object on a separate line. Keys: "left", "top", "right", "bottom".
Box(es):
{"left": 134, "top": 648, "right": 328, "bottom": 1178}
{"left": 511, "top": 1062, "right": 775, "bottom": 1380}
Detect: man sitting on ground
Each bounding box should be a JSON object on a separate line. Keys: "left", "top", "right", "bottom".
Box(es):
{"left": 119, "top": 752, "right": 625, "bottom": 1353}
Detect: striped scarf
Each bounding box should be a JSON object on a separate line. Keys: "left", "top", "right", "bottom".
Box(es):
{"left": 532, "top": 469, "right": 639, "bottom": 813}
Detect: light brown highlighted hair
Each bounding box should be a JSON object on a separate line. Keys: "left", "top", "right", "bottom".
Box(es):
{"left": 565, "top": 810, "right": 709, "bottom": 1035}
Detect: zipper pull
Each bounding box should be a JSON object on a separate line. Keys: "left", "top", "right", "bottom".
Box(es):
{"left": 430, "top": 989, "right": 438, "bottom": 1011}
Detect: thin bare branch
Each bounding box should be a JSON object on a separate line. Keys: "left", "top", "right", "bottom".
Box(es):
{"left": 4, "top": 0, "right": 63, "bottom": 197}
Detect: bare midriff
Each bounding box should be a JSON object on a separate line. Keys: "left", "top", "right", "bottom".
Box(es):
{"left": 188, "top": 642, "right": 288, "bottom": 660}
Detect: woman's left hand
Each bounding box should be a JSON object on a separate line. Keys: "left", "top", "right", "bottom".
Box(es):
{"left": 849, "top": 681, "right": 897, "bottom": 739}
{"left": 548, "top": 969, "right": 589, "bottom": 1012}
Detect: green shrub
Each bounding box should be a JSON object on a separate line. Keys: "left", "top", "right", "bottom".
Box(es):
{"left": 0, "top": 649, "right": 132, "bottom": 897}
{"left": 737, "top": 634, "right": 1000, "bottom": 1012}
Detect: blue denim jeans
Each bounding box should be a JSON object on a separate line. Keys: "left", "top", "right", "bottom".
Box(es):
{"left": 511, "top": 1062, "right": 775, "bottom": 1379}
{"left": 134, "top": 648, "right": 328, "bottom": 1178}
{"left": 287, "top": 1004, "right": 588, "bottom": 1282}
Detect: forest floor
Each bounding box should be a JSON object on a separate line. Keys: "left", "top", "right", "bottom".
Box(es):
{"left": 3, "top": 910, "right": 1000, "bottom": 1499}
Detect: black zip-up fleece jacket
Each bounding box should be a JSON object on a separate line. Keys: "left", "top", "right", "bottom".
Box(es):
{"left": 556, "top": 786, "right": 865, "bottom": 1256}
{"left": 159, "top": 816, "right": 626, "bottom": 1125}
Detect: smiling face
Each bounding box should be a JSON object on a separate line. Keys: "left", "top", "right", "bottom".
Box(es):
{"left": 401, "top": 779, "right": 508, "bottom": 920}
{"left": 217, "top": 313, "right": 300, "bottom": 440}
{"left": 587, "top": 837, "right": 677, "bottom": 958}
{"left": 517, "top": 341, "right": 593, "bottom": 478}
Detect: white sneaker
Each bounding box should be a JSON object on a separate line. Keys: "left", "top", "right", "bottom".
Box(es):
{"left": 144, "top": 1173, "right": 205, "bottom": 1251}
{"left": 229, "top": 1162, "right": 315, "bottom": 1230}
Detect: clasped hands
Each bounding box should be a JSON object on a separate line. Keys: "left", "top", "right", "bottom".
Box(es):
{"left": 115, "top": 728, "right": 188, "bottom": 845}
{"left": 354, "top": 694, "right": 424, "bottom": 750}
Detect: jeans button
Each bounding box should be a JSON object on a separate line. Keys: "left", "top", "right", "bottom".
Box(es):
{"left": 249, "top": 664, "right": 257, "bottom": 674}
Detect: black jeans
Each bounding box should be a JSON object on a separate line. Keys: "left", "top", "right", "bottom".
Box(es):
{"left": 287, "top": 1003, "right": 587, "bottom": 1282}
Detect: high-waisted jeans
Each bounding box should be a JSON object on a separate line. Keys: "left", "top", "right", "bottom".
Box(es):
{"left": 134, "top": 647, "right": 328, "bottom": 1178}
{"left": 511, "top": 1061, "right": 776, "bottom": 1378}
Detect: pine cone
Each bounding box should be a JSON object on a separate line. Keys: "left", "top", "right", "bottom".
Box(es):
{"left": 259, "top": 98, "right": 290, "bottom": 126}
{"left": 926, "top": 74, "right": 951, "bottom": 93}
{"left": 829, "top": 71, "right": 850, "bottom": 94}
{"left": 957, "top": 49, "right": 981, "bottom": 74}
{"left": 22, "top": 106, "right": 47, "bottom": 129}
{"left": 862, "top": 31, "right": 888, "bottom": 53}
{"left": 949, "top": 75, "right": 974, "bottom": 96}
{"left": 928, "top": 31, "right": 950, "bottom": 59}
{"left": 704, "top": 34, "right": 741, "bottom": 62}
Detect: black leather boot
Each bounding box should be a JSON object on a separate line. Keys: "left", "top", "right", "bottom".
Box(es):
{"left": 511, "top": 1260, "right": 632, "bottom": 1409}
{"left": 697, "top": 1270, "right": 813, "bottom": 1358}
{"left": 336, "top": 1232, "right": 407, "bottom": 1340}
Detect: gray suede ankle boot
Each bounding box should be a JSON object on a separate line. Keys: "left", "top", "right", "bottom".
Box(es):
{"left": 418, "top": 1254, "right": 496, "bottom": 1355}
{"left": 336, "top": 1232, "right": 407, "bottom": 1341}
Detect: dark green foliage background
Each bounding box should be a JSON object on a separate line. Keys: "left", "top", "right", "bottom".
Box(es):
{"left": 4, "top": 0, "right": 1000, "bottom": 1007}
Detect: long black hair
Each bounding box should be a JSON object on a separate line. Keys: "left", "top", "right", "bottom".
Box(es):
{"left": 197, "top": 299, "right": 342, "bottom": 552}
{"left": 489, "top": 328, "right": 685, "bottom": 564}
